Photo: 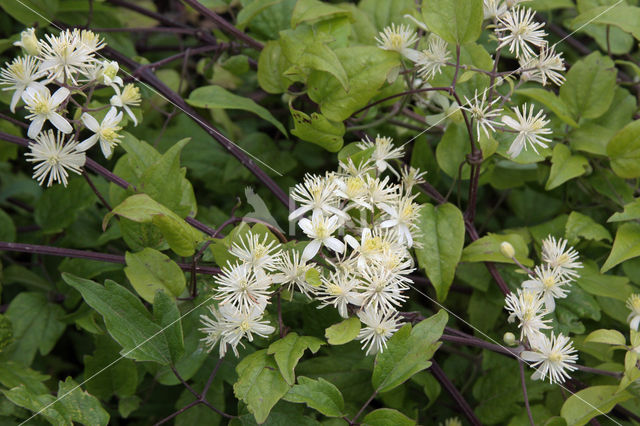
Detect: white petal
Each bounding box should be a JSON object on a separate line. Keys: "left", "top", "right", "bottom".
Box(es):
{"left": 344, "top": 234, "right": 359, "bottom": 250}
{"left": 631, "top": 315, "right": 640, "bottom": 331}
{"left": 9, "top": 88, "right": 23, "bottom": 113}
{"left": 302, "top": 240, "right": 321, "bottom": 261}
{"left": 325, "top": 237, "right": 345, "bottom": 254}
{"left": 298, "top": 218, "right": 313, "bottom": 234}
{"left": 50, "top": 87, "right": 70, "bottom": 106}
{"left": 100, "top": 139, "right": 113, "bottom": 158}
{"left": 81, "top": 112, "right": 100, "bottom": 132}
{"left": 49, "top": 113, "right": 72, "bottom": 134}
{"left": 124, "top": 105, "right": 137, "bottom": 126}
{"left": 520, "top": 350, "right": 544, "bottom": 362}
{"left": 76, "top": 134, "right": 98, "bottom": 151}
{"left": 27, "top": 116, "right": 45, "bottom": 139}
{"left": 289, "top": 205, "right": 312, "bottom": 221}
{"left": 379, "top": 219, "right": 396, "bottom": 228}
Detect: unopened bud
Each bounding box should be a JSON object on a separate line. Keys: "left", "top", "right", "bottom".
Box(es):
{"left": 503, "top": 332, "right": 517, "bottom": 346}
{"left": 500, "top": 241, "right": 515, "bottom": 259}
{"left": 14, "top": 28, "right": 40, "bottom": 56}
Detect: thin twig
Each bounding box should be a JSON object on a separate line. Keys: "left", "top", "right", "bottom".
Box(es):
{"left": 519, "top": 360, "right": 535, "bottom": 426}
{"left": 431, "top": 361, "right": 481, "bottom": 426}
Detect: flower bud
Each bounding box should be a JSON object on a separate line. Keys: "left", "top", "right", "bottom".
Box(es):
{"left": 500, "top": 241, "right": 515, "bottom": 259}
{"left": 14, "top": 28, "right": 40, "bottom": 56}
{"left": 503, "top": 332, "right": 517, "bottom": 346}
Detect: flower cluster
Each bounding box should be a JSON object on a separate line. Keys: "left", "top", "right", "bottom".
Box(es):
{"left": 0, "top": 28, "right": 141, "bottom": 186}
{"left": 504, "top": 236, "right": 582, "bottom": 384}
{"left": 199, "top": 135, "right": 425, "bottom": 356}
{"left": 375, "top": 0, "right": 565, "bottom": 159}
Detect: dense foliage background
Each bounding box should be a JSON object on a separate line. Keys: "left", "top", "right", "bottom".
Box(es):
{"left": 1, "top": 0, "right": 640, "bottom": 424}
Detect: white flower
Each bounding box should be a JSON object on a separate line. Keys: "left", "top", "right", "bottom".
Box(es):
{"left": 357, "top": 134, "right": 404, "bottom": 176}
{"left": 288, "top": 174, "right": 346, "bottom": 221}
{"left": 14, "top": 28, "right": 40, "bottom": 56}
{"left": 315, "top": 271, "right": 362, "bottom": 318}
{"left": 335, "top": 175, "right": 372, "bottom": 211}
{"left": 541, "top": 236, "right": 582, "bottom": 279}
{"left": 375, "top": 23, "right": 420, "bottom": 61}
{"left": 0, "top": 56, "right": 45, "bottom": 112}
{"left": 78, "top": 107, "right": 124, "bottom": 158}
{"left": 38, "top": 29, "right": 104, "bottom": 84}
{"left": 521, "top": 332, "right": 578, "bottom": 384}
{"left": 110, "top": 83, "right": 141, "bottom": 126}
{"left": 415, "top": 35, "right": 451, "bottom": 80}
{"left": 199, "top": 303, "right": 274, "bottom": 357}
{"left": 357, "top": 307, "right": 402, "bottom": 355}
{"left": 230, "top": 231, "right": 281, "bottom": 274}
{"left": 400, "top": 166, "right": 427, "bottom": 194}
{"left": 626, "top": 294, "right": 640, "bottom": 331}
{"left": 213, "top": 262, "right": 271, "bottom": 312}
{"left": 22, "top": 86, "right": 72, "bottom": 139}
{"left": 345, "top": 228, "right": 398, "bottom": 272}
{"left": 521, "top": 264, "right": 570, "bottom": 312}
{"left": 461, "top": 89, "right": 503, "bottom": 141}
{"left": 366, "top": 175, "right": 399, "bottom": 208}
{"left": 502, "top": 103, "right": 552, "bottom": 158}
{"left": 272, "top": 250, "right": 315, "bottom": 296}
{"left": 357, "top": 265, "right": 408, "bottom": 314}
{"left": 484, "top": 0, "right": 508, "bottom": 20}
{"left": 25, "top": 130, "right": 85, "bottom": 187}
{"left": 219, "top": 304, "right": 275, "bottom": 356}
{"left": 519, "top": 44, "right": 565, "bottom": 86}
{"left": 298, "top": 212, "right": 345, "bottom": 260}
{"left": 101, "top": 60, "right": 123, "bottom": 87}
{"left": 497, "top": 7, "right": 547, "bottom": 59}
{"left": 379, "top": 195, "right": 421, "bottom": 248}
{"left": 504, "top": 289, "right": 551, "bottom": 343}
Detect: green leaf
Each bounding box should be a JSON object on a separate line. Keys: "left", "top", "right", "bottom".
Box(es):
{"left": 237, "top": 0, "right": 282, "bottom": 30}
{"left": 291, "top": 0, "right": 350, "bottom": 27}
{"left": 546, "top": 144, "right": 590, "bottom": 190}
{"left": 83, "top": 335, "right": 138, "bottom": 400}
{"left": 570, "top": 4, "right": 640, "bottom": 41}
{"left": 34, "top": 178, "right": 95, "bottom": 234}
{"left": 559, "top": 52, "right": 617, "bottom": 120}
{"left": 3, "top": 385, "right": 70, "bottom": 425}
{"left": 104, "top": 194, "right": 203, "bottom": 257}
{"left": 461, "top": 233, "right": 532, "bottom": 266}
{"left": 57, "top": 377, "right": 110, "bottom": 426}
{"left": 372, "top": 310, "right": 447, "bottom": 392}
{"left": 63, "top": 274, "right": 172, "bottom": 365}
{"left": 0, "top": 0, "right": 58, "bottom": 26}
{"left": 138, "top": 137, "right": 196, "bottom": 218}
{"left": 584, "top": 329, "right": 626, "bottom": 346}
{"left": 290, "top": 106, "right": 345, "bottom": 152}
{"left": 358, "top": 0, "right": 414, "bottom": 29}
{"left": 233, "top": 349, "right": 290, "bottom": 424}
{"left": 576, "top": 261, "right": 633, "bottom": 302}
{"left": 422, "top": 0, "right": 483, "bottom": 44}
{"left": 601, "top": 222, "right": 640, "bottom": 272}
{"left": 257, "top": 40, "right": 294, "bottom": 94}
{"left": 280, "top": 26, "right": 349, "bottom": 91}
{"left": 0, "top": 360, "right": 49, "bottom": 395}
{"left": 124, "top": 248, "right": 186, "bottom": 303}
{"left": 435, "top": 123, "right": 471, "bottom": 180}
{"left": 569, "top": 123, "right": 614, "bottom": 156}
{"left": 283, "top": 376, "right": 344, "bottom": 417}
{"left": 517, "top": 88, "right": 578, "bottom": 127}
{"left": 565, "top": 211, "right": 611, "bottom": 244}
{"left": 561, "top": 385, "right": 631, "bottom": 426}
{"left": 307, "top": 46, "right": 400, "bottom": 122}
{"left": 414, "top": 203, "right": 465, "bottom": 301}
{"left": 186, "top": 85, "right": 287, "bottom": 136}
{"left": 609, "top": 199, "right": 640, "bottom": 222}
{"left": 363, "top": 408, "right": 416, "bottom": 426}
{"left": 267, "top": 332, "right": 324, "bottom": 385}
{"left": 607, "top": 120, "right": 640, "bottom": 179}
{"left": 6, "top": 292, "right": 65, "bottom": 365}
{"left": 153, "top": 291, "right": 185, "bottom": 364}
{"left": 325, "top": 317, "right": 361, "bottom": 345}
{"left": 0, "top": 209, "right": 15, "bottom": 242}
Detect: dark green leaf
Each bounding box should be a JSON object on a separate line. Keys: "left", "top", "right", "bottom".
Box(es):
{"left": 422, "top": 0, "right": 483, "bottom": 44}
{"left": 267, "top": 332, "right": 324, "bottom": 385}
{"left": 283, "top": 376, "right": 344, "bottom": 417}
{"left": 124, "top": 248, "right": 186, "bottom": 303}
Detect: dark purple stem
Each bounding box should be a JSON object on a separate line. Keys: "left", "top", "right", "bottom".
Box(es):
{"left": 519, "top": 360, "right": 535, "bottom": 426}
{"left": 0, "top": 241, "right": 221, "bottom": 275}
{"left": 431, "top": 361, "right": 481, "bottom": 426}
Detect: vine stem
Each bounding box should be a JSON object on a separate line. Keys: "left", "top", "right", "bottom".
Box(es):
{"left": 101, "top": 47, "right": 291, "bottom": 209}
{"left": 430, "top": 361, "right": 481, "bottom": 426}
{"left": 179, "top": 0, "right": 264, "bottom": 50}
{"left": 519, "top": 360, "right": 535, "bottom": 426}
{"left": 0, "top": 241, "right": 221, "bottom": 275}
{"left": 0, "top": 130, "right": 219, "bottom": 237}
{"left": 349, "top": 390, "right": 377, "bottom": 424}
